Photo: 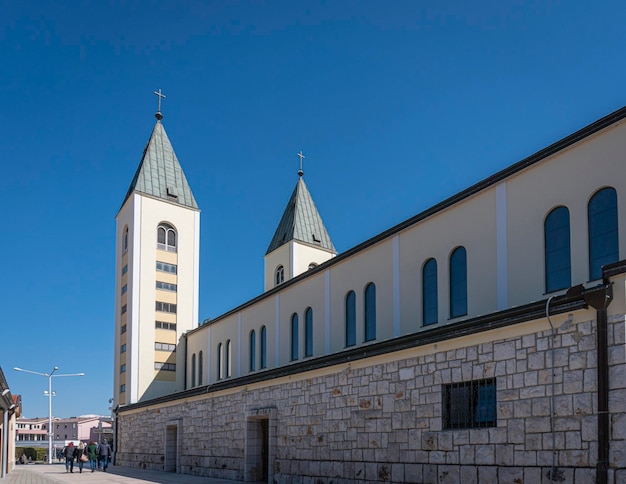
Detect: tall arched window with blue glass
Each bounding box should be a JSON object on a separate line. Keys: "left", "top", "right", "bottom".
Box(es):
{"left": 544, "top": 207, "right": 571, "bottom": 293}
{"left": 191, "top": 353, "right": 196, "bottom": 387}
{"left": 260, "top": 326, "right": 267, "bottom": 370}
{"left": 364, "top": 283, "right": 376, "bottom": 342}
{"left": 588, "top": 187, "right": 619, "bottom": 281}
{"left": 449, "top": 247, "right": 467, "bottom": 318}
{"left": 249, "top": 330, "right": 256, "bottom": 372}
{"left": 345, "top": 291, "right": 356, "bottom": 347}
{"left": 290, "top": 313, "right": 299, "bottom": 361}
{"left": 422, "top": 258, "right": 438, "bottom": 326}
{"left": 304, "top": 308, "right": 313, "bottom": 357}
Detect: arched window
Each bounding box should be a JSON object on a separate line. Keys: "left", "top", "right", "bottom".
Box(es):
{"left": 545, "top": 207, "right": 571, "bottom": 293}
{"left": 423, "top": 258, "right": 438, "bottom": 325}
{"left": 260, "top": 326, "right": 267, "bottom": 369}
{"left": 308, "top": 262, "right": 318, "bottom": 270}
{"left": 275, "top": 265, "right": 285, "bottom": 286}
{"left": 291, "top": 313, "right": 299, "bottom": 361}
{"left": 157, "top": 223, "right": 177, "bottom": 252}
{"left": 123, "top": 226, "right": 129, "bottom": 253}
{"left": 304, "top": 307, "right": 313, "bottom": 357}
{"left": 250, "top": 330, "right": 256, "bottom": 372}
{"left": 191, "top": 354, "right": 196, "bottom": 387}
{"left": 589, "top": 187, "right": 619, "bottom": 280}
{"left": 226, "top": 340, "right": 232, "bottom": 378}
{"left": 364, "top": 283, "right": 376, "bottom": 342}
{"left": 217, "top": 343, "right": 223, "bottom": 380}
{"left": 198, "top": 351, "right": 203, "bottom": 386}
{"left": 449, "top": 247, "right": 468, "bottom": 318}
{"left": 345, "top": 291, "right": 356, "bottom": 347}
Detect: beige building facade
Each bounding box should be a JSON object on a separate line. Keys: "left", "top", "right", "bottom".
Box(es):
{"left": 114, "top": 112, "right": 200, "bottom": 406}
{"left": 115, "top": 106, "right": 626, "bottom": 483}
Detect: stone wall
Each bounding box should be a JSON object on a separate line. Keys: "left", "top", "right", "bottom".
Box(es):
{"left": 116, "top": 315, "right": 626, "bottom": 483}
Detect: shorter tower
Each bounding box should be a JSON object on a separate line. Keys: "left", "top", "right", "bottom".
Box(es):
{"left": 264, "top": 153, "right": 336, "bottom": 290}
{"left": 114, "top": 100, "right": 200, "bottom": 406}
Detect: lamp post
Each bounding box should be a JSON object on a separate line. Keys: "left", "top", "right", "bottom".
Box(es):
{"left": 14, "top": 367, "right": 84, "bottom": 464}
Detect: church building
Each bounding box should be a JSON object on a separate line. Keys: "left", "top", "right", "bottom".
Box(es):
{"left": 113, "top": 102, "right": 626, "bottom": 484}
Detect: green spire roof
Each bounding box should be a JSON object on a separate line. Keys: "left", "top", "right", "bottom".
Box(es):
{"left": 266, "top": 176, "right": 335, "bottom": 255}
{"left": 121, "top": 119, "right": 198, "bottom": 210}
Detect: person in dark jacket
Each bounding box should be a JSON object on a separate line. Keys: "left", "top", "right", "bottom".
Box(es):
{"left": 74, "top": 442, "right": 86, "bottom": 473}
{"left": 87, "top": 441, "right": 98, "bottom": 472}
{"left": 63, "top": 443, "right": 75, "bottom": 473}
{"left": 97, "top": 439, "right": 112, "bottom": 471}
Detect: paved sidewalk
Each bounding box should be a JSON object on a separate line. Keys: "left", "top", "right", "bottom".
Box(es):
{"left": 0, "top": 463, "right": 246, "bottom": 484}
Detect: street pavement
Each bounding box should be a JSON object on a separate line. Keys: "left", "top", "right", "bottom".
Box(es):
{"left": 0, "top": 463, "right": 246, "bottom": 484}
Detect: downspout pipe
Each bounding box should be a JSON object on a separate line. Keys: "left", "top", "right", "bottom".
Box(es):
{"left": 584, "top": 281, "right": 613, "bottom": 484}
{"left": 545, "top": 296, "right": 560, "bottom": 481}
{"left": 1, "top": 408, "right": 8, "bottom": 478}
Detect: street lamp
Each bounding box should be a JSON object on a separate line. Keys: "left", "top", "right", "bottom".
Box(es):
{"left": 14, "top": 366, "right": 84, "bottom": 464}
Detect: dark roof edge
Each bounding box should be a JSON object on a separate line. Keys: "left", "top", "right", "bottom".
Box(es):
{"left": 119, "top": 278, "right": 619, "bottom": 414}
{"left": 191, "top": 104, "right": 626, "bottom": 331}
{"left": 338, "top": 104, "right": 626, "bottom": 260}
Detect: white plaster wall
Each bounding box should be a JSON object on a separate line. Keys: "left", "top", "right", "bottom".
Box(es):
{"left": 507, "top": 119, "right": 626, "bottom": 307}
{"left": 116, "top": 193, "right": 199, "bottom": 404}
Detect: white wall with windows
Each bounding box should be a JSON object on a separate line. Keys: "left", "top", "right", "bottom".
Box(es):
{"left": 184, "top": 110, "right": 626, "bottom": 390}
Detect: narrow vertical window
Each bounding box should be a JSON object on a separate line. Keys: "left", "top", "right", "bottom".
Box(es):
{"left": 449, "top": 247, "right": 468, "bottom": 318}
{"left": 545, "top": 207, "right": 571, "bottom": 292}
{"left": 250, "top": 330, "right": 256, "bottom": 372}
{"left": 304, "top": 308, "right": 313, "bottom": 357}
{"left": 345, "top": 291, "right": 356, "bottom": 347}
{"left": 226, "top": 340, "right": 232, "bottom": 378}
{"left": 191, "top": 353, "right": 196, "bottom": 388}
{"left": 217, "top": 343, "right": 223, "bottom": 380}
{"left": 364, "top": 283, "right": 376, "bottom": 342}
{"left": 423, "top": 258, "right": 438, "bottom": 325}
{"left": 198, "top": 351, "right": 203, "bottom": 386}
{"left": 275, "top": 265, "right": 285, "bottom": 286}
{"left": 291, "top": 313, "right": 299, "bottom": 361}
{"left": 123, "top": 227, "right": 129, "bottom": 253}
{"left": 260, "top": 326, "right": 267, "bottom": 369}
{"left": 588, "top": 187, "right": 619, "bottom": 280}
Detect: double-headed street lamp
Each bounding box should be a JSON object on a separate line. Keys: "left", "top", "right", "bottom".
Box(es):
{"left": 14, "top": 367, "right": 84, "bottom": 464}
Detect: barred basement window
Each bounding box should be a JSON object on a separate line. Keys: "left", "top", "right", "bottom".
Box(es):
{"left": 443, "top": 378, "right": 496, "bottom": 430}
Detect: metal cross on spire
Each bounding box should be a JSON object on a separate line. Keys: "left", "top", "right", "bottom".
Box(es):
{"left": 297, "top": 151, "right": 305, "bottom": 177}
{"left": 154, "top": 89, "right": 166, "bottom": 120}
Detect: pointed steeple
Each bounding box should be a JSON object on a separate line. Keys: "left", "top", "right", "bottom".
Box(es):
{"left": 120, "top": 116, "right": 198, "bottom": 211}
{"left": 266, "top": 176, "right": 335, "bottom": 255}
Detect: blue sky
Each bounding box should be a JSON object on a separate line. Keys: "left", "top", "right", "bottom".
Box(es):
{"left": 2, "top": 0, "right": 625, "bottom": 418}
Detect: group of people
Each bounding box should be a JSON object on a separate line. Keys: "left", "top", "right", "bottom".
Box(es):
{"left": 62, "top": 440, "right": 112, "bottom": 473}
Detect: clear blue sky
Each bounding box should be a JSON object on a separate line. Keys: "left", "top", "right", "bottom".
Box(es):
{"left": 2, "top": 1, "right": 625, "bottom": 418}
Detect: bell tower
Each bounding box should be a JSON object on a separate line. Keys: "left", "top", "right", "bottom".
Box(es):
{"left": 114, "top": 93, "right": 200, "bottom": 405}
{"left": 264, "top": 152, "right": 336, "bottom": 291}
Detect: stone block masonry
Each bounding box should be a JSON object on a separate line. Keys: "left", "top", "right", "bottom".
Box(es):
{"left": 116, "top": 316, "right": 626, "bottom": 483}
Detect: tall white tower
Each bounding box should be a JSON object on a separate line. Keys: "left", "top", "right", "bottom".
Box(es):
{"left": 114, "top": 104, "right": 200, "bottom": 406}
{"left": 264, "top": 154, "right": 336, "bottom": 291}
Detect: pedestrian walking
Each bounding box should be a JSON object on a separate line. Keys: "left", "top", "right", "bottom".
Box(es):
{"left": 87, "top": 441, "right": 98, "bottom": 472}
{"left": 97, "top": 439, "right": 112, "bottom": 472}
{"left": 75, "top": 442, "right": 87, "bottom": 473}
{"left": 63, "top": 442, "right": 75, "bottom": 473}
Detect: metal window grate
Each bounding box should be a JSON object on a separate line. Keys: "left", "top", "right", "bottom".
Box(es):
{"left": 443, "top": 378, "right": 496, "bottom": 430}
